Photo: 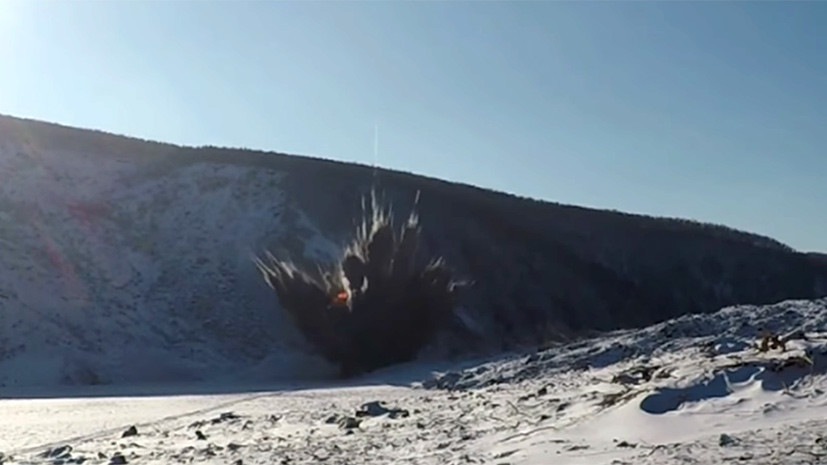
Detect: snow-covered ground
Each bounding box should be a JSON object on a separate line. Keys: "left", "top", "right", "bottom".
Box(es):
{"left": 2, "top": 298, "right": 826, "bottom": 464}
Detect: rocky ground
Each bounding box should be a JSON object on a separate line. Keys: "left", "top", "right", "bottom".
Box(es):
{"left": 2, "top": 298, "right": 827, "bottom": 465}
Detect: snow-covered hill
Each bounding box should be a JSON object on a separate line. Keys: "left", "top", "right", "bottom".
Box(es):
{"left": 1, "top": 114, "right": 826, "bottom": 389}
{"left": 0, "top": 117, "right": 341, "bottom": 387}
{"left": 1, "top": 298, "right": 826, "bottom": 464}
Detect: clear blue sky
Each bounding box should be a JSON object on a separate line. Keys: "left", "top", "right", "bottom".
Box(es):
{"left": 1, "top": 1, "right": 825, "bottom": 252}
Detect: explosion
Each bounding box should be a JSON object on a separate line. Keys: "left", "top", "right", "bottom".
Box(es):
{"left": 256, "top": 191, "right": 464, "bottom": 377}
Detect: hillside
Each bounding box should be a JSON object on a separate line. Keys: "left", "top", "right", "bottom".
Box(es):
{"left": 0, "top": 114, "right": 825, "bottom": 386}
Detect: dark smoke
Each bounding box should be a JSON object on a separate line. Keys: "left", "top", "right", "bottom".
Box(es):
{"left": 256, "top": 191, "right": 465, "bottom": 377}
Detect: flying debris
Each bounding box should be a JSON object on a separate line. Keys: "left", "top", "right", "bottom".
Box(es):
{"left": 257, "top": 190, "right": 466, "bottom": 377}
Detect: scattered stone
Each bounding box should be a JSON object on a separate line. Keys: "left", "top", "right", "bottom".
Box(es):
{"left": 227, "top": 443, "right": 242, "bottom": 452}
{"left": 537, "top": 387, "right": 548, "bottom": 396}
{"left": 97, "top": 452, "right": 107, "bottom": 459}
{"left": 121, "top": 426, "right": 138, "bottom": 438}
{"left": 43, "top": 446, "right": 72, "bottom": 459}
{"left": 337, "top": 416, "right": 361, "bottom": 430}
{"left": 324, "top": 414, "right": 339, "bottom": 424}
{"left": 616, "top": 440, "right": 637, "bottom": 448}
{"left": 612, "top": 373, "right": 639, "bottom": 385}
{"left": 195, "top": 430, "right": 207, "bottom": 440}
{"left": 312, "top": 448, "right": 330, "bottom": 461}
{"left": 719, "top": 433, "right": 737, "bottom": 447}
{"left": 109, "top": 453, "right": 127, "bottom": 465}
{"left": 233, "top": 460, "right": 243, "bottom": 465}
{"left": 213, "top": 412, "right": 241, "bottom": 424}
{"left": 565, "top": 444, "right": 590, "bottom": 451}
{"left": 356, "top": 401, "right": 410, "bottom": 419}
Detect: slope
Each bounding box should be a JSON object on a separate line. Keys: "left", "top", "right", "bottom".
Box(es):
{"left": 0, "top": 114, "right": 825, "bottom": 388}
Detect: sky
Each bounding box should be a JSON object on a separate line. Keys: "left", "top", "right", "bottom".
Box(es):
{"left": 0, "top": 1, "right": 825, "bottom": 252}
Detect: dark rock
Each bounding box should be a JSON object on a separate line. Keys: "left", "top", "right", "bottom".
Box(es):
{"left": 324, "top": 414, "right": 339, "bottom": 424}
{"left": 195, "top": 430, "right": 207, "bottom": 440}
{"left": 121, "top": 426, "right": 138, "bottom": 438}
{"left": 356, "top": 401, "right": 388, "bottom": 417}
{"left": 337, "top": 416, "right": 361, "bottom": 430}
{"left": 537, "top": 387, "right": 548, "bottom": 396}
{"left": 719, "top": 433, "right": 737, "bottom": 447}
{"left": 227, "top": 443, "right": 242, "bottom": 452}
{"left": 356, "top": 401, "right": 409, "bottom": 419}
{"left": 212, "top": 412, "right": 241, "bottom": 424}
{"left": 43, "top": 446, "right": 72, "bottom": 459}
{"left": 616, "top": 440, "right": 637, "bottom": 448}
{"left": 109, "top": 453, "right": 127, "bottom": 465}
{"left": 188, "top": 420, "right": 206, "bottom": 429}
